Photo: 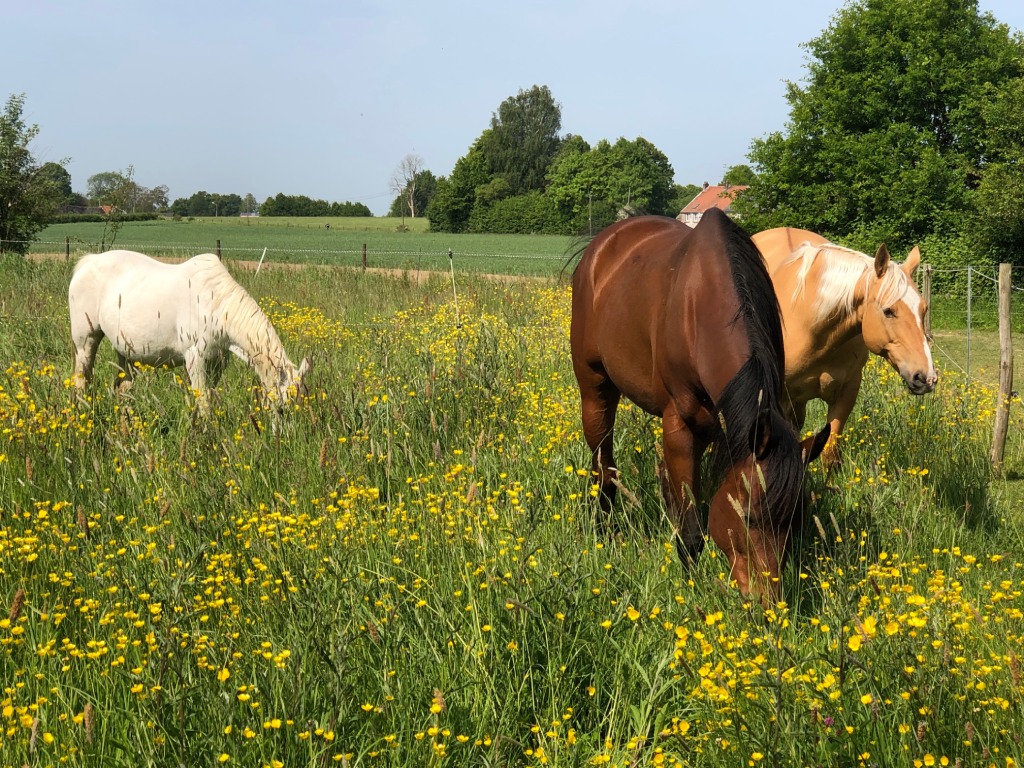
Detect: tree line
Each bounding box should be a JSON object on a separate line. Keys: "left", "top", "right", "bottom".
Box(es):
{"left": 387, "top": 85, "right": 701, "bottom": 236}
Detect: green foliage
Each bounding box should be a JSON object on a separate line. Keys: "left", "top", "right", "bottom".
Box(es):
{"left": 428, "top": 89, "right": 679, "bottom": 234}
{"left": 738, "top": 0, "right": 1024, "bottom": 257}
{"left": 0, "top": 93, "right": 65, "bottom": 255}
{"left": 426, "top": 136, "right": 491, "bottom": 233}
{"left": 545, "top": 136, "right": 677, "bottom": 229}
{"left": 466, "top": 190, "right": 569, "bottom": 235}
{"left": 259, "top": 193, "right": 371, "bottom": 217}
{"left": 47, "top": 212, "right": 160, "bottom": 224}
{"left": 720, "top": 164, "right": 755, "bottom": 187}
{"left": 484, "top": 85, "right": 563, "bottom": 196}
{"left": 388, "top": 169, "right": 437, "bottom": 219}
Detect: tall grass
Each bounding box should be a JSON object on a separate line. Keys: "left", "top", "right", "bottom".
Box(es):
{"left": 0, "top": 258, "right": 1022, "bottom": 766}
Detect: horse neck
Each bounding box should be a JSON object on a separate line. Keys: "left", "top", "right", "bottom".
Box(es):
{"left": 806, "top": 253, "right": 872, "bottom": 347}
{"left": 219, "top": 291, "right": 293, "bottom": 386}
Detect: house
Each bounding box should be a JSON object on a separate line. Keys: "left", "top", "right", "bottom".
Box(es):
{"left": 676, "top": 183, "right": 748, "bottom": 227}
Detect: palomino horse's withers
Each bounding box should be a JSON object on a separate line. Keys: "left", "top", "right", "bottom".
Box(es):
{"left": 69, "top": 250, "right": 311, "bottom": 412}
{"left": 751, "top": 228, "right": 937, "bottom": 466}
{"left": 571, "top": 209, "right": 829, "bottom": 600}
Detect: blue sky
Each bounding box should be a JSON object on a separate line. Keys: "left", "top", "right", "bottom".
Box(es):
{"left": 6, "top": 1, "right": 1023, "bottom": 215}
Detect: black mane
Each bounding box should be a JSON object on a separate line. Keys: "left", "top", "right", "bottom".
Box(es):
{"left": 703, "top": 210, "right": 806, "bottom": 526}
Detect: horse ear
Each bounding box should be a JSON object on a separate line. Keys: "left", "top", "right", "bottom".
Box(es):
{"left": 801, "top": 424, "right": 831, "bottom": 465}
{"left": 902, "top": 245, "right": 921, "bottom": 277}
{"left": 874, "top": 244, "right": 891, "bottom": 278}
{"left": 752, "top": 408, "right": 772, "bottom": 460}
{"left": 298, "top": 356, "right": 312, "bottom": 378}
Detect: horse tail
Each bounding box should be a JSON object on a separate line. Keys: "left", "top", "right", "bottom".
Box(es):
{"left": 559, "top": 236, "right": 592, "bottom": 281}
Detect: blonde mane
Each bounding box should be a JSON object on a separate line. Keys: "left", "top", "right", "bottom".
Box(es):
{"left": 782, "top": 242, "right": 912, "bottom": 326}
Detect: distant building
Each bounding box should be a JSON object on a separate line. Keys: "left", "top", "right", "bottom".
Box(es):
{"left": 677, "top": 183, "right": 748, "bottom": 227}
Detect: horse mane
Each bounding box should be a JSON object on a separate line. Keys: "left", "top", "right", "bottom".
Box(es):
{"left": 706, "top": 213, "right": 806, "bottom": 524}
{"left": 784, "top": 242, "right": 912, "bottom": 325}
{"left": 189, "top": 255, "right": 291, "bottom": 374}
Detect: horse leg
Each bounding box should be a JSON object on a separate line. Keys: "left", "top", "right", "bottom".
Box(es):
{"left": 660, "top": 411, "right": 705, "bottom": 565}
{"left": 579, "top": 372, "right": 621, "bottom": 514}
{"left": 71, "top": 331, "right": 103, "bottom": 389}
{"left": 821, "top": 371, "right": 863, "bottom": 470}
{"left": 114, "top": 352, "right": 136, "bottom": 392}
{"left": 184, "top": 348, "right": 210, "bottom": 416}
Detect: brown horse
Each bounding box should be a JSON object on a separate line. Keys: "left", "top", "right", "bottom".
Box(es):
{"left": 751, "top": 227, "right": 937, "bottom": 467}
{"left": 571, "top": 210, "right": 829, "bottom": 600}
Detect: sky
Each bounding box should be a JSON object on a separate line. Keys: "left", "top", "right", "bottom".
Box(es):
{"left": 5, "top": 1, "right": 1024, "bottom": 216}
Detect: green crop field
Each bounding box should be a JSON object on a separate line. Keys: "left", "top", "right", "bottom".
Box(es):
{"left": 1, "top": 253, "right": 1022, "bottom": 766}
{"left": 33, "top": 217, "right": 579, "bottom": 277}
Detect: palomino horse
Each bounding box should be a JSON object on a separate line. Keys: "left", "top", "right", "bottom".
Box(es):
{"left": 751, "top": 228, "right": 937, "bottom": 466}
{"left": 69, "top": 250, "right": 311, "bottom": 413}
{"left": 571, "top": 209, "right": 829, "bottom": 600}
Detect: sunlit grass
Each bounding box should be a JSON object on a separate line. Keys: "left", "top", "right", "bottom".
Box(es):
{"left": 0, "top": 258, "right": 1022, "bottom": 766}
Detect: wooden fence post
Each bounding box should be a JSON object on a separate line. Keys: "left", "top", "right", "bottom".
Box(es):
{"left": 990, "top": 262, "right": 1013, "bottom": 472}
{"left": 65, "top": 236, "right": 70, "bottom": 261}
{"left": 362, "top": 243, "right": 367, "bottom": 271}
{"left": 921, "top": 264, "right": 932, "bottom": 337}
{"left": 216, "top": 239, "right": 222, "bottom": 259}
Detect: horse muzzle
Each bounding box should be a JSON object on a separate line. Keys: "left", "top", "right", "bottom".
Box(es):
{"left": 905, "top": 368, "right": 937, "bottom": 395}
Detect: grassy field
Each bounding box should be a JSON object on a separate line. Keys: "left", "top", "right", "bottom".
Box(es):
{"left": 32, "top": 217, "right": 578, "bottom": 277}
{"left": 0, "top": 253, "right": 1022, "bottom": 766}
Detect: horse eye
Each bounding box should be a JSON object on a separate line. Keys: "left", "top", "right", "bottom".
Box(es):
{"left": 883, "top": 307, "right": 896, "bottom": 319}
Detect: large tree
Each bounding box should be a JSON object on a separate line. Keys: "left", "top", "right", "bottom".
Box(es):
{"left": 484, "top": 85, "right": 563, "bottom": 196}
{"left": 0, "top": 93, "right": 66, "bottom": 255}
{"left": 546, "top": 135, "right": 676, "bottom": 230}
{"left": 389, "top": 153, "right": 425, "bottom": 220}
{"left": 737, "top": 0, "right": 1024, "bottom": 253}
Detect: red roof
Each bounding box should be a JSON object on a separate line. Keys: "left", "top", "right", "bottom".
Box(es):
{"left": 679, "top": 184, "right": 748, "bottom": 216}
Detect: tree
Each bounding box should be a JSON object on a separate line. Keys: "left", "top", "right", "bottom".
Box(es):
{"left": 737, "top": 0, "right": 1024, "bottom": 251}
{"left": 0, "top": 93, "right": 66, "bottom": 255}
{"left": 545, "top": 135, "right": 676, "bottom": 231}
{"left": 426, "top": 135, "right": 492, "bottom": 232}
{"left": 86, "top": 171, "right": 129, "bottom": 204}
{"left": 721, "top": 164, "right": 756, "bottom": 187}
{"left": 970, "top": 76, "right": 1024, "bottom": 261}
{"left": 389, "top": 153, "right": 425, "bottom": 222}
{"left": 242, "top": 193, "right": 259, "bottom": 215}
{"left": 484, "top": 85, "right": 563, "bottom": 196}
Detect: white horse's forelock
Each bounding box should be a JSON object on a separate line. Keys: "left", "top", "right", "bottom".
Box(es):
{"left": 783, "top": 242, "right": 911, "bottom": 325}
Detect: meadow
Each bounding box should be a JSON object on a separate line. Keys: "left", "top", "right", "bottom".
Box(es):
{"left": 1, "top": 249, "right": 1023, "bottom": 767}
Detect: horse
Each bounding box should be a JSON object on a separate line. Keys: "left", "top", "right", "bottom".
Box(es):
{"left": 751, "top": 227, "right": 936, "bottom": 467}
{"left": 69, "top": 250, "right": 311, "bottom": 413}
{"left": 571, "top": 209, "right": 829, "bottom": 601}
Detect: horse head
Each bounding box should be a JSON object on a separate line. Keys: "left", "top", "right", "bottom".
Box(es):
{"left": 707, "top": 412, "right": 830, "bottom": 602}
{"left": 860, "top": 244, "right": 937, "bottom": 395}
{"left": 272, "top": 356, "right": 313, "bottom": 407}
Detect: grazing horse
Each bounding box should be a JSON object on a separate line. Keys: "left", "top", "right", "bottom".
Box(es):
{"left": 751, "top": 228, "right": 937, "bottom": 467}
{"left": 69, "top": 250, "right": 311, "bottom": 412}
{"left": 571, "top": 209, "right": 829, "bottom": 600}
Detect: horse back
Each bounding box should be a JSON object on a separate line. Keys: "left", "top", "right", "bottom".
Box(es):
{"left": 751, "top": 227, "right": 829, "bottom": 273}
{"left": 571, "top": 212, "right": 750, "bottom": 416}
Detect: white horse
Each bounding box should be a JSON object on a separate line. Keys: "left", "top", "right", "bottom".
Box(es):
{"left": 69, "top": 250, "right": 311, "bottom": 412}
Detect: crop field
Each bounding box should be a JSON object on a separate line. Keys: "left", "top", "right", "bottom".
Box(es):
{"left": 32, "top": 218, "right": 578, "bottom": 277}
{"left": 1, "top": 254, "right": 1023, "bottom": 767}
